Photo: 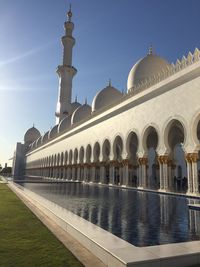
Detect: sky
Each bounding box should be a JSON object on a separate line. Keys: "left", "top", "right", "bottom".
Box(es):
{"left": 0, "top": 0, "right": 200, "bottom": 167}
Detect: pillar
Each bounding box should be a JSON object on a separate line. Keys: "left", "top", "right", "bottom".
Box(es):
{"left": 138, "top": 157, "right": 148, "bottom": 188}
{"left": 192, "top": 153, "right": 199, "bottom": 194}
{"left": 185, "top": 153, "right": 193, "bottom": 194}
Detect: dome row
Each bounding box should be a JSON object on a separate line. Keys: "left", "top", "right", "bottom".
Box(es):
{"left": 25, "top": 52, "right": 170, "bottom": 149}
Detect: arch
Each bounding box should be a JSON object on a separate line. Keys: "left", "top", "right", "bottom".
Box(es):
{"left": 113, "top": 135, "right": 123, "bottom": 161}
{"left": 69, "top": 150, "right": 73, "bottom": 164}
{"left": 126, "top": 131, "right": 139, "bottom": 160}
{"left": 74, "top": 148, "right": 78, "bottom": 164}
{"left": 142, "top": 125, "right": 159, "bottom": 153}
{"left": 164, "top": 118, "right": 187, "bottom": 192}
{"left": 93, "top": 142, "right": 100, "bottom": 162}
{"left": 79, "top": 146, "right": 84, "bottom": 163}
{"left": 102, "top": 139, "right": 111, "bottom": 161}
{"left": 61, "top": 152, "right": 64, "bottom": 166}
{"left": 86, "top": 144, "right": 92, "bottom": 163}
{"left": 142, "top": 125, "right": 159, "bottom": 189}
{"left": 191, "top": 111, "right": 200, "bottom": 148}
{"left": 163, "top": 116, "right": 187, "bottom": 152}
{"left": 164, "top": 119, "right": 185, "bottom": 151}
{"left": 64, "top": 151, "right": 68, "bottom": 165}
{"left": 57, "top": 153, "right": 60, "bottom": 166}
{"left": 54, "top": 154, "right": 57, "bottom": 166}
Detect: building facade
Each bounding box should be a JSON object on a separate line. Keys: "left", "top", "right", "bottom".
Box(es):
{"left": 12, "top": 8, "right": 200, "bottom": 196}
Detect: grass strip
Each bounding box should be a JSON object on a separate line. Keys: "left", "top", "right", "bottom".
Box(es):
{"left": 0, "top": 184, "right": 84, "bottom": 267}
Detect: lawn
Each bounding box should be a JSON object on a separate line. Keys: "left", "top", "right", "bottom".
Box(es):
{"left": 0, "top": 183, "right": 84, "bottom": 267}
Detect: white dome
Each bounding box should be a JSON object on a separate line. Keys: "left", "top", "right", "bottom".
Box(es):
{"left": 92, "top": 85, "right": 122, "bottom": 112}
{"left": 58, "top": 115, "right": 72, "bottom": 133}
{"left": 127, "top": 54, "right": 170, "bottom": 93}
{"left": 35, "top": 136, "right": 42, "bottom": 147}
{"left": 71, "top": 101, "right": 81, "bottom": 114}
{"left": 41, "top": 130, "right": 50, "bottom": 144}
{"left": 24, "top": 126, "right": 40, "bottom": 144}
{"left": 48, "top": 125, "right": 59, "bottom": 139}
{"left": 71, "top": 104, "right": 91, "bottom": 124}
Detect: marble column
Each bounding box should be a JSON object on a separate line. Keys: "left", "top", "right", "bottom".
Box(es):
{"left": 185, "top": 153, "right": 193, "bottom": 194}
{"left": 191, "top": 153, "right": 199, "bottom": 195}
{"left": 138, "top": 157, "right": 148, "bottom": 188}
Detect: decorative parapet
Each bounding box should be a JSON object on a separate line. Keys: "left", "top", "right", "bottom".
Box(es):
{"left": 128, "top": 47, "right": 200, "bottom": 96}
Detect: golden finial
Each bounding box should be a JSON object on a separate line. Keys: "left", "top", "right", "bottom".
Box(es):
{"left": 148, "top": 45, "right": 153, "bottom": 55}
{"left": 67, "top": 4, "right": 72, "bottom": 22}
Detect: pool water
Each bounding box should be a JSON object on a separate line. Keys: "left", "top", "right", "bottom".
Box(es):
{"left": 19, "top": 182, "right": 200, "bottom": 247}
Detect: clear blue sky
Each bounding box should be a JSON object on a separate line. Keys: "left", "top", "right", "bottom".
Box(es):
{"left": 0, "top": 0, "right": 200, "bottom": 166}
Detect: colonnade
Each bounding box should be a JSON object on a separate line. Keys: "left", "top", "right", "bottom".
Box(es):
{"left": 25, "top": 118, "right": 200, "bottom": 196}
{"left": 25, "top": 152, "right": 200, "bottom": 196}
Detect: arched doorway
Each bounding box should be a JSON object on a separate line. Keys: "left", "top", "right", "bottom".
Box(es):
{"left": 102, "top": 139, "right": 111, "bottom": 184}
{"left": 144, "top": 126, "right": 159, "bottom": 189}
{"left": 165, "top": 120, "right": 186, "bottom": 192}
{"left": 93, "top": 142, "right": 100, "bottom": 182}
{"left": 126, "top": 132, "right": 139, "bottom": 187}
{"left": 79, "top": 147, "right": 84, "bottom": 181}
{"left": 113, "top": 135, "right": 123, "bottom": 185}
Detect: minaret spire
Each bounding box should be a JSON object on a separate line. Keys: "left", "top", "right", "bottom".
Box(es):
{"left": 55, "top": 5, "right": 77, "bottom": 124}
{"left": 67, "top": 4, "right": 72, "bottom": 22}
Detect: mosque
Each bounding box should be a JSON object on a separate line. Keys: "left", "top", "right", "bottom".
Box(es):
{"left": 12, "top": 7, "right": 200, "bottom": 196}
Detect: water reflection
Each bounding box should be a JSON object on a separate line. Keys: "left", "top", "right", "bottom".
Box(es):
{"left": 19, "top": 182, "right": 200, "bottom": 247}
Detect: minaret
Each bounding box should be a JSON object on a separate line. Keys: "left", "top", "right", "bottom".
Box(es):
{"left": 55, "top": 5, "right": 77, "bottom": 124}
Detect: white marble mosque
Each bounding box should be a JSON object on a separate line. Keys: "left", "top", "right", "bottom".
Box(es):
{"left": 12, "top": 6, "right": 200, "bottom": 197}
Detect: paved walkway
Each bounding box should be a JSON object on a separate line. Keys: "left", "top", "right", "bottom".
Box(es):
{"left": 8, "top": 183, "right": 106, "bottom": 267}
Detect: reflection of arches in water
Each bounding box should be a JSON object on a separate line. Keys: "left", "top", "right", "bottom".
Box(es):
{"left": 189, "top": 209, "right": 200, "bottom": 235}
{"left": 95, "top": 166, "right": 100, "bottom": 182}
{"left": 114, "top": 166, "right": 120, "bottom": 185}
{"left": 105, "top": 164, "right": 109, "bottom": 184}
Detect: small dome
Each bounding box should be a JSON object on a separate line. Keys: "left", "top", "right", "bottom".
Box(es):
{"left": 24, "top": 126, "right": 40, "bottom": 144}
{"left": 41, "top": 130, "right": 50, "bottom": 144}
{"left": 58, "top": 115, "right": 72, "bottom": 133}
{"left": 92, "top": 85, "right": 122, "bottom": 112}
{"left": 70, "top": 101, "right": 81, "bottom": 114}
{"left": 48, "top": 125, "right": 59, "bottom": 139}
{"left": 35, "top": 136, "right": 42, "bottom": 147}
{"left": 127, "top": 54, "right": 170, "bottom": 93}
{"left": 71, "top": 104, "right": 91, "bottom": 124}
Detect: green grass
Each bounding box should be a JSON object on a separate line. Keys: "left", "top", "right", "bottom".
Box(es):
{"left": 0, "top": 184, "right": 84, "bottom": 267}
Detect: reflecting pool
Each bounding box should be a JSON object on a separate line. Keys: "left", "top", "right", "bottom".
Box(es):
{"left": 19, "top": 182, "right": 200, "bottom": 247}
